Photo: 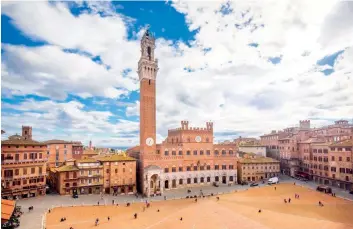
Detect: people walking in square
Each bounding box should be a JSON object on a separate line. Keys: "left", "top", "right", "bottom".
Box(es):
{"left": 95, "top": 218, "right": 99, "bottom": 226}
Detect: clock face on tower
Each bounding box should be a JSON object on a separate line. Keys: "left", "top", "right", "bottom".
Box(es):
{"left": 195, "top": 136, "right": 202, "bottom": 143}
{"left": 146, "top": 137, "right": 154, "bottom": 146}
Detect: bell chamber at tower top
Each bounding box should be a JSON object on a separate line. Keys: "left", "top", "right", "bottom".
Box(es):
{"left": 138, "top": 29, "right": 159, "bottom": 81}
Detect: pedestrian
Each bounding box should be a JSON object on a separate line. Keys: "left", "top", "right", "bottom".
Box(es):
{"left": 95, "top": 218, "right": 99, "bottom": 226}
{"left": 108, "top": 216, "right": 110, "bottom": 221}
{"left": 134, "top": 213, "right": 137, "bottom": 219}
{"left": 288, "top": 198, "right": 291, "bottom": 203}
{"left": 258, "top": 209, "right": 261, "bottom": 213}
{"left": 275, "top": 187, "right": 276, "bottom": 191}
{"left": 97, "top": 201, "right": 99, "bottom": 206}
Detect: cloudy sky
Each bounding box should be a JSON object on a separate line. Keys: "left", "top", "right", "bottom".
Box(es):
{"left": 1, "top": 0, "right": 353, "bottom": 148}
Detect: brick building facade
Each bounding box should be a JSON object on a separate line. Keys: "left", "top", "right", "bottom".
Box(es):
{"left": 260, "top": 119, "right": 353, "bottom": 191}
{"left": 44, "top": 140, "right": 73, "bottom": 168}
{"left": 1, "top": 126, "right": 47, "bottom": 199}
{"left": 237, "top": 153, "right": 280, "bottom": 182}
{"left": 49, "top": 154, "right": 136, "bottom": 195}
{"left": 72, "top": 141, "right": 84, "bottom": 159}
{"left": 95, "top": 154, "right": 136, "bottom": 195}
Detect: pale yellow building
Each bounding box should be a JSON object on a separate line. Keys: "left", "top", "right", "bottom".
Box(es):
{"left": 237, "top": 153, "right": 280, "bottom": 182}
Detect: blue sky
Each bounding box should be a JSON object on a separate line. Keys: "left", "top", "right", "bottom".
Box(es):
{"left": 1, "top": 1, "right": 353, "bottom": 148}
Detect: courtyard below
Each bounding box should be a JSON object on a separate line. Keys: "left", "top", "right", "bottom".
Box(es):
{"left": 46, "top": 183, "right": 353, "bottom": 229}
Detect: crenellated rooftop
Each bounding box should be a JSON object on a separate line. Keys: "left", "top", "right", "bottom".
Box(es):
{"left": 168, "top": 120, "right": 213, "bottom": 133}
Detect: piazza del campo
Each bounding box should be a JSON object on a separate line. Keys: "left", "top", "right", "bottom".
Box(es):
{"left": 1, "top": 1, "right": 353, "bottom": 229}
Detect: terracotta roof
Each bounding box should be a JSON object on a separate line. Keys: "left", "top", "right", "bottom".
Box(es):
{"left": 76, "top": 158, "right": 99, "bottom": 163}
{"left": 1, "top": 135, "right": 46, "bottom": 146}
{"left": 83, "top": 149, "right": 99, "bottom": 155}
{"left": 1, "top": 199, "right": 15, "bottom": 221}
{"left": 95, "top": 154, "right": 136, "bottom": 162}
{"left": 330, "top": 140, "right": 353, "bottom": 147}
{"left": 239, "top": 157, "right": 279, "bottom": 164}
{"left": 55, "top": 165, "right": 79, "bottom": 172}
{"left": 43, "top": 139, "right": 73, "bottom": 144}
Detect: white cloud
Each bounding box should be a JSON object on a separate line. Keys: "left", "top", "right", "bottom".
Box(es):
{"left": 1, "top": 99, "right": 139, "bottom": 147}
{"left": 2, "top": 0, "right": 353, "bottom": 147}
{"left": 2, "top": 44, "right": 134, "bottom": 100}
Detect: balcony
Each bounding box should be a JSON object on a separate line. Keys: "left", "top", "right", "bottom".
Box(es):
{"left": 1, "top": 158, "right": 47, "bottom": 165}
{"left": 79, "top": 174, "right": 103, "bottom": 179}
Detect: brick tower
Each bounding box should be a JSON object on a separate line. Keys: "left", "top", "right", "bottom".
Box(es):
{"left": 22, "top": 126, "right": 32, "bottom": 140}
{"left": 138, "top": 29, "right": 159, "bottom": 157}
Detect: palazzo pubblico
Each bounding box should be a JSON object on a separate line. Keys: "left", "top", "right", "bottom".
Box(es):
{"left": 127, "top": 30, "right": 243, "bottom": 197}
